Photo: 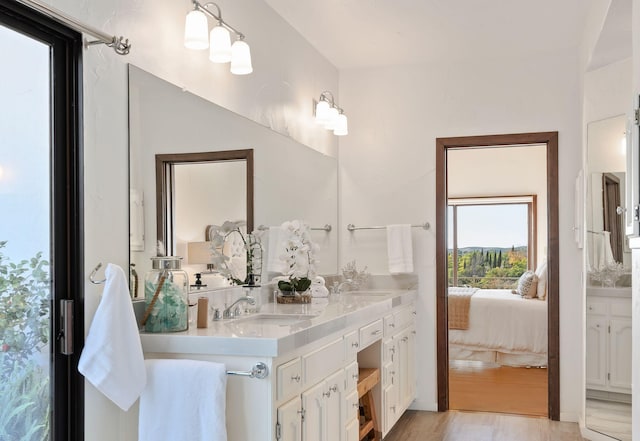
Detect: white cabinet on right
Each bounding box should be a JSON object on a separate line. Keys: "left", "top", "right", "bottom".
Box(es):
{"left": 586, "top": 292, "right": 632, "bottom": 395}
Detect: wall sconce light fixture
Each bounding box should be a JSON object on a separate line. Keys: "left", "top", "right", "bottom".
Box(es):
{"left": 184, "top": 0, "right": 253, "bottom": 75}
{"left": 315, "top": 91, "right": 348, "bottom": 136}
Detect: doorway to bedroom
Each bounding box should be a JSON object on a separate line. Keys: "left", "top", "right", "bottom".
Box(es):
{"left": 435, "top": 133, "right": 560, "bottom": 420}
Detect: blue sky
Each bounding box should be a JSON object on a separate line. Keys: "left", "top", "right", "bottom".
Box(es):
{"left": 448, "top": 204, "right": 528, "bottom": 249}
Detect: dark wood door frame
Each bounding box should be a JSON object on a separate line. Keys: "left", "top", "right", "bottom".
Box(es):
{"left": 435, "top": 132, "right": 560, "bottom": 420}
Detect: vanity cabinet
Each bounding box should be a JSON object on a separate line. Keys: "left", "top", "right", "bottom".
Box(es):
{"left": 380, "top": 306, "right": 417, "bottom": 436}
{"left": 141, "top": 290, "right": 417, "bottom": 441}
{"left": 586, "top": 294, "right": 632, "bottom": 394}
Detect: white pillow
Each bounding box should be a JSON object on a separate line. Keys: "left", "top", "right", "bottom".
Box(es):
{"left": 513, "top": 271, "right": 538, "bottom": 299}
{"left": 535, "top": 261, "right": 548, "bottom": 300}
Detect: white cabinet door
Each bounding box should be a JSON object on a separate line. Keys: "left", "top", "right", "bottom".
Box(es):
{"left": 302, "top": 381, "right": 325, "bottom": 441}
{"left": 609, "top": 318, "right": 633, "bottom": 392}
{"left": 586, "top": 314, "right": 608, "bottom": 388}
{"left": 397, "top": 328, "right": 411, "bottom": 408}
{"left": 324, "top": 370, "right": 345, "bottom": 441}
{"left": 383, "top": 383, "right": 399, "bottom": 434}
{"left": 407, "top": 327, "right": 416, "bottom": 402}
{"left": 278, "top": 397, "right": 302, "bottom": 441}
{"left": 345, "top": 418, "right": 359, "bottom": 441}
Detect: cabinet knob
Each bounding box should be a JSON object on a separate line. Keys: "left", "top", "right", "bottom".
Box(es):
{"left": 352, "top": 342, "right": 359, "bottom": 348}
{"left": 589, "top": 306, "right": 593, "bottom": 311}
{"left": 323, "top": 391, "right": 331, "bottom": 398}
{"left": 371, "top": 329, "right": 382, "bottom": 336}
{"left": 596, "top": 324, "right": 600, "bottom": 328}
{"left": 389, "top": 323, "right": 395, "bottom": 328}
{"left": 390, "top": 405, "right": 396, "bottom": 412}
{"left": 329, "top": 385, "right": 338, "bottom": 393}
{"left": 353, "top": 373, "right": 359, "bottom": 380}
{"left": 291, "top": 374, "right": 301, "bottom": 383}
{"left": 402, "top": 336, "right": 409, "bottom": 342}
{"left": 412, "top": 330, "right": 417, "bottom": 335}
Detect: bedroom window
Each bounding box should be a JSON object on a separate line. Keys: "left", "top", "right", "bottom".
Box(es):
{"left": 447, "top": 196, "right": 536, "bottom": 289}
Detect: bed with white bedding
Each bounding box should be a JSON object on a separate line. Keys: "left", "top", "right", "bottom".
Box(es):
{"left": 448, "top": 288, "right": 547, "bottom": 367}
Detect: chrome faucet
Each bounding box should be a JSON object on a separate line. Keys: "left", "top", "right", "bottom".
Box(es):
{"left": 223, "top": 296, "right": 257, "bottom": 319}
{"left": 331, "top": 279, "right": 355, "bottom": 295}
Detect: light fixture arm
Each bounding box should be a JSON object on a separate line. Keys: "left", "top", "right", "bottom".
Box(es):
{"left": 319, "top": 91, "right": 343, "bottom": 113}
{"left": 192, "top": 0, "right": 246, "bottom": 40}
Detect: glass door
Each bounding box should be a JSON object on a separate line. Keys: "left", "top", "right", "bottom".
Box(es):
{"left": 0, "top": 1, "right": 83, "bottom": 439}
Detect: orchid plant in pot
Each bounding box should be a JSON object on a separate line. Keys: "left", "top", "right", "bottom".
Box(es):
{"left": 277, "top": 220, "right": 319, "bottom": 298}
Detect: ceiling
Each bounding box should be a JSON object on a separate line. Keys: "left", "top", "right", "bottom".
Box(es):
{"left": 264, "top": 0, "right": 591, "bottom": 70}
{"left": 587, "top": 0, "right": 632, "bottom": 71}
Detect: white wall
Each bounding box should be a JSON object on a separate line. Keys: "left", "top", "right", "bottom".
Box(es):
{"left": 338, "top": 49, "right": 584, "bottom": 419}
{"left": 448, "top": 145, "right": 548, "bottom": 265}
{"left": 29, "top": 0, "right": 340, "bottom": 439}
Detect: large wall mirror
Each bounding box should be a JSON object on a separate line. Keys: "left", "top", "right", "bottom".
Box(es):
{"left": 585, "top": 114, "right": 632, "bottom": 440}
{"left": 129, "top": 65, "right": 338, "bottom": 295}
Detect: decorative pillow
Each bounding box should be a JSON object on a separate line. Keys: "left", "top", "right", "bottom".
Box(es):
{"left": 535, "top": 261, "right": 548, "bottom": 300}
{"left": 512, "top": 271, "right": 538, "bottom": 298}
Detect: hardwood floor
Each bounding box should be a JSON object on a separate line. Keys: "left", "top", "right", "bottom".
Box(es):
{"left": 585, "top": 399, "right": 632, "bottom": 441}
{"left": 384, "top": 410, "right": 584, "bottom": 441}
{"left": 449, "top": 360, "right": 548, "bottom": 417}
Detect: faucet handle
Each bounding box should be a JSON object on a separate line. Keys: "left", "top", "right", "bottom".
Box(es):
{"left": 213, "top": 308, "right": 222, "bottom": 321}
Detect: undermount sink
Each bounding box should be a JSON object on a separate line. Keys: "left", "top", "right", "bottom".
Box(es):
{"left": 231, "top": 313, "right": 319, "bottom": 326}
{"left": 342, "top": 290, "right": 393, "bottom": 296}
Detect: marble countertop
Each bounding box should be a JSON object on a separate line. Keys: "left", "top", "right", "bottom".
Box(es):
{"left": 140, "top": 289, "right": 416, "bottom": 357}
{"left": 586, "top": 286, "right": 632, "bottom": 298}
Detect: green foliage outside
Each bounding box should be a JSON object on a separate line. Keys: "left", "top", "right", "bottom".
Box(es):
{"left": 448, "top": 246, "right": 528, "bottom": 289}
{"left": 0, "top": 241, "right": 51, "bottom": 441}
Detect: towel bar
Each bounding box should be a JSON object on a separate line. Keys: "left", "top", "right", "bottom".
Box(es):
{"left": 347, "top": 222, "right": 430, "bottom": 231}
{"left": 89, "top": 262, "right": 107, "bottom": 284}
{"left": 257, "top": 224, "right": 332, "bottom": 232}
{"left": 226, "top": 362, "right": 268, "bottom": 379}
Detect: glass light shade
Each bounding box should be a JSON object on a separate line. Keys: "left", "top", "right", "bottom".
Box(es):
{"left": 230, "top": 40, "right": 253, "bottom": 75}
{"left": 315, "top": 100, "right": 331, "bottom": 125}
{"left": 333, "top": 114, "right": 348, "bottom": 136}
{"left": 209, "top": 25, "right": 232, "bottom": 63}
{"left": 184, "top": 10, "right": 209, "bottom": 50}
{"left": 324, "top": 106, "right": 339, "bottom": 130}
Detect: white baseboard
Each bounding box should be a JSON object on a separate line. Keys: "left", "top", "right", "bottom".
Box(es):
{"left": 408, "top": 398, "right": 438, "bottom": 411}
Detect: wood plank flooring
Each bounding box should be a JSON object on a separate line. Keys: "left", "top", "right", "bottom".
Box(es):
{"left": 384, "top": 410, "right": 584, "bottom": 441}
{"left": 449, "top": 361, "right": 548, "bottom": 417}
{"left": 585, "top": 399, "right": 631, "bottom": 441}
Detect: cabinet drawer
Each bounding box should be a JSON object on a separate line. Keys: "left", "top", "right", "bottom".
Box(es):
{"left": 586, "top": 300, "right": 607, "bottom": 315}
{"left": 345, "top": 390, "right": 359, "bottom": 426}
{"left": 611, "top": 300, "right": 632, "bottom": 318}
{"left": 302, "top": 338, "right": 344, "bottom": 387}
{"left": 345, "top": 361, "right": 359, "bottom": 392}
{"left": 360, "top": 319, "right": 383, "bottom": 349}
{"left": 277, "top": 357, "right": 302, "bottom": 400}
{"left": 344, "top": 330, "right": 360, "bottom": 358}
{"left": 383, "top": 338, "right": 396, "bottom": 363}
{"left": 394, "top": 306, "right": 416, "bottom": 331}
{"left": 384, "top": 314, "right": 396, "bottom": 336}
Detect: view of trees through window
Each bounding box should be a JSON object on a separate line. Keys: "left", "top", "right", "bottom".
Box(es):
{"left": 448, "top": 201, "right": 531, "bottom": 289}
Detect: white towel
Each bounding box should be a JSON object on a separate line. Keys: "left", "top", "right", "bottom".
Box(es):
{"left": 386, "top": 224, "right": 414, "bottom": 274}
{"left": 310, "top": 285, "right": 329, "bottom": 298}
{"left": 78, "top": 263, "right": 146, "bottom": 411}
{"left": 266, "top": 226, "right": 287, "bottom": 273}
{"left": 139, "top": 359, "right": 227, "bottom": 441}
{"left": 590, "top": 231, "right": 616, "bottom": 271}
{"left": 312, "top": 276, "right": 326, "bottom": 286}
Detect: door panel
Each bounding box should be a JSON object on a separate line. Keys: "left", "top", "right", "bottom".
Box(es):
{"left": 0, "top": 1, "right": 83, "bottom": 439}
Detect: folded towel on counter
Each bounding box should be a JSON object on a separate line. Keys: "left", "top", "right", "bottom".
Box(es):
{"left": 78, "top": 263, "right": 146, "bottom": 411}
{"left": 139, "top": 359, "right": 227, "bottom": 441}
{"left": 386, "top": 224, "right": 414, "bottom": 274}
{"left": 266, "top": 226, "right": 287, "bottom": 274}
{"left": 313, "top": 276, "right": 326, "bottom": 286}
{"left": 310, "top": 285, "right": 329, "bottom": 298}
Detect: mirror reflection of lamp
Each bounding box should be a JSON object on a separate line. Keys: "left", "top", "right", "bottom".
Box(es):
{"left": 187, "top": 241, "right": 217, "bottom": 272}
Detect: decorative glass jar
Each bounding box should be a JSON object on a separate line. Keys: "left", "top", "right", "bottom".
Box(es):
{"left": 142, "top": 256, "right": 189, "bottom": 333}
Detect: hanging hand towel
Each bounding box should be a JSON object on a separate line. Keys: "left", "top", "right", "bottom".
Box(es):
{"left": 266, "top": 226, "right": 287, "bottom": 273}
{"left": 139, "top": 359, "right": 227, "bottom": 441}
{"left": 78, "top": 263, "right": 146, "bottom": 411}
{"left": 386, "top": 224, "right": 414, "bottom": 274}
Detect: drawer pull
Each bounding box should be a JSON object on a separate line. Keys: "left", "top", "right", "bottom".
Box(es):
{"left": 390, "top": 405, "right": 396, "bottom": 412}
{"left": 329, "top": 385, "right": 338, "bottom": 393}
{"left": 390, "top": 347, "right": 395, "bottom": 354}
{"left": 589, "top": 306, "right": 593, "bottom": 311}
{"left": 402, "top": 336, "right": 409, "bottom": 342}
{"left": 352, "top": 373, "right": 359, "bottom": 380}
{"left": 371, "top": 329, "right": 382, "bottom": 336}
{"left": 390, "top": 370, "right": 395, "bottom": 376}
{"left": 412, "top": 330, "right": 417, "bottom": 335}
{"left": 351, "top": 342, "right": 359, "bottom": 348}
{"left": 412, "top": 311, "right": 416, "bottom": 315}
{"left": 389, "top": 323, "right": 395, "bottom": 328}
{"left": 291, "top": 374, "right": 301, "bottom": 383}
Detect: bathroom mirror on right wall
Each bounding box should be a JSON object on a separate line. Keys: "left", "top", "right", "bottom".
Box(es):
{"left": 585, "top": 114, "right": 632, "bottom": 441}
